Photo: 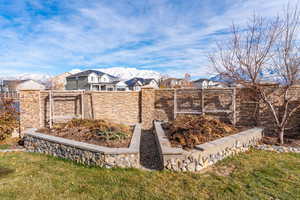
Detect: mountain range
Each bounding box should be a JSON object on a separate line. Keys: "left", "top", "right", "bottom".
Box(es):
{"left": 0, "top": 67, "right": 162, "bottom": 82}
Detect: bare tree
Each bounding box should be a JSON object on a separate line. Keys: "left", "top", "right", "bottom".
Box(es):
{"left": 209, "top": 7, "right": 300, "bottom": 144}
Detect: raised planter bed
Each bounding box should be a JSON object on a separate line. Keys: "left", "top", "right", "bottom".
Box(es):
{"left": 23, "top": 124, "right": 141, "bottom": 168}
{"left": 154, "top": 121, "right": 263, "bottom": 172}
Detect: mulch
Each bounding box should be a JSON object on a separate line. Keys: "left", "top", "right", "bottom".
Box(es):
{"left": 163, "top": 115, "right": 238, "bottom": 149}
{"left": 37, "top": 119, "right": 133, "bottom": 148}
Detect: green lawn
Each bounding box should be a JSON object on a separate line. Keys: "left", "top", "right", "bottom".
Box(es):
{"left": 0, "top": 150, "right": 299, "bottom": 200}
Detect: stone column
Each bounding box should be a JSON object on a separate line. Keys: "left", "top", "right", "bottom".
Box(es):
{"left": 19, "top": 90, "right": 41, "bottom": 132}
{"left": 141, "top": 87, "right": 155, "bottom": 130}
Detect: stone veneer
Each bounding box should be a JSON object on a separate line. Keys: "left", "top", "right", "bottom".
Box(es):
{"left": 154, "top": 122, "right": 263, "bottom": 172}
{"left": 141, "top": 88, "right": 155, "bottom": 130}
{"left": 23, "top": 124, "right": 141, "bottom": 168}
{"left": 256, "top": 144, "right": 300, "bottom": 153}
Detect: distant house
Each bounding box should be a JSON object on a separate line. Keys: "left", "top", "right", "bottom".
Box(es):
{"left": 0, "top": 79, "right": 45, "bottom": 92}
{"left": 193, "top": 79, "right": 228, "bottom": 89}
{"left": 160, "top": 78, "right": 191, "bottom": 88}
{"left": 50, "top": 72, "right": 72, "bottom": 90}
{"left": 125, "top": 77, "right": 158, "bottom": 91}
{"left": 230, "top": 81, "right": 279, "bottom": 88}
{"left": 65, "top": 70, "right": 128, "bottom": 91}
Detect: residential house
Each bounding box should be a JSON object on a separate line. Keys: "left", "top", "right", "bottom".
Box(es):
{"left": 230, "top": 81, "right": 279, "bottom": 88}
{"left": 0, "top": 79, "right": 45, "bottom": 92}
{"left": 160, "top": 78, "right": 191, "bottom": 88}
{"left": 50, "top": 72, "right": 72, "bottom": 90}
{"left": 65, "top": 70, "right": 128, "bottom": 91}
{"left": 125, "top": 77, "right": 158, "bottom": 91}
{"left": 193, "top": 78, "right": 228, "bottom": 89}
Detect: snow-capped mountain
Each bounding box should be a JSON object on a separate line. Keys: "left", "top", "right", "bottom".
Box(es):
{"left": 0, "top": 67, "right": 161, "bottom": 82}
{"left": 95, "top": 67, "right": 161, "bottom": 80}
{"left": 0, "top": 73, "right": 52, "bottom": 83}
{"left": 209, "top": 74, "right": 233, "bottom": 83}
{"left": 209, "top": 68, "right": 284, "bottom": 84}
{"left": 71, "top": 67, "right": 161, "bottom": 80}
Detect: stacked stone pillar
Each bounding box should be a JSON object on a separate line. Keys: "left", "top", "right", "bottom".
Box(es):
{"left": 19, "top": 90, "right": 41, "bottom": 132}
{"left": 141, "top": 87, "right": 155, "bottom": 130}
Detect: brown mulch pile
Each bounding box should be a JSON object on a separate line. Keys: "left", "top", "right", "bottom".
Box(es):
{"left": 38, "top": 119, "right": 133, "bottom": 148}
{"left": 163, "top": 115, "right": 238, "bottom": 149}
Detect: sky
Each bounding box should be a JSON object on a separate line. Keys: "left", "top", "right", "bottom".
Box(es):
{"left": 0, "top": 0, "right": 298, "bottom": 78}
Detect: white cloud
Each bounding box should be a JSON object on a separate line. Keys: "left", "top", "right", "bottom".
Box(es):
{"left": 0, "top": 0, "right": 298, "bottom": 78}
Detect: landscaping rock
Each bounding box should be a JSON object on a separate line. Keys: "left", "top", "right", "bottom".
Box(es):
{"left": 255, "top": 144, "right": 300, "bottom": 153}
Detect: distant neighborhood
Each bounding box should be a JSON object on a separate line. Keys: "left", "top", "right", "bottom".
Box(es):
{"left": 0, "top": 69, "right": 228, "bottom": 92}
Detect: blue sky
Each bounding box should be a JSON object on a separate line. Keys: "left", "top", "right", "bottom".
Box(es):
{"left": 0, "top": 0, "right": 297, "bottom": 78}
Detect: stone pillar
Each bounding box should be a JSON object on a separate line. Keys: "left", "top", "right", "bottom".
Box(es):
{"left": 19, "top": 90, "right": 41, "bottom": 132}
{"left": 141, "top": 87, "right": 155, "bottom": 130}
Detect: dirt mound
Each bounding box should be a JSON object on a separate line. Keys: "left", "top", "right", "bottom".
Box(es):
{"left": 163, "top": 115, "right": 238, "bottom": 149}
{"left": 38, "top": 119, "right": 133, "bottom": 148}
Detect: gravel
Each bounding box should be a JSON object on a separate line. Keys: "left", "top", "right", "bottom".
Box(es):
{"left": 140, "top": 130, "right": 163, "bottom": 170}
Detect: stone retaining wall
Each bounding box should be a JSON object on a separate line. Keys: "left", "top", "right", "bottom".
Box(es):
{"left": 256, "top": 144, "right": 300, "bottom": 153}
{"left": 154, "top": 122, "right": 263, "bottom": 172}
{"left": 23, "top": 124, "right": 141, "bottom": 168}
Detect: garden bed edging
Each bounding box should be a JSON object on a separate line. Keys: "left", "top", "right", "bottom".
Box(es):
{"left": 154, "top": 121, "right": 263, "bottom": 172}
{"left": 23, "top": 124, "right": 141, "bottom": 168}
{"left": 256, "top": 144, "right": 300, "bottom": 153}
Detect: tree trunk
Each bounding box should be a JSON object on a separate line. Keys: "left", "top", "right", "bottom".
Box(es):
{"left": 278, "top": 128, "right": 284, "bottom": 144}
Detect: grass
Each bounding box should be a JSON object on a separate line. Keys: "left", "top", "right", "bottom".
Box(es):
{"left": 0, "top": 150, "right": 299, "bottom": 200}
{"left": 0, "top": 144, "right": 10, "bottom": 150}
{"left": 0, "top": 138, "right": 19, "bottom": 150}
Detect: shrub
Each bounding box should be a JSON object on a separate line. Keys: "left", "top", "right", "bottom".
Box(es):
{"left": 0, "top": 98, "right": 19, "bottom": 141}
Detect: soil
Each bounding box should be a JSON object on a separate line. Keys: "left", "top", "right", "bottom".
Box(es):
{"left": 37, "top": 119, "right": 133, "bottom": 148}
{"left": 139, "top": 130, "right": 163, "bottom": 170}
{"left": 262, "top": 133, "right": 300, "bottom": 147}
{"left": 163, "top": 115, "right": 239, "bottom": 149}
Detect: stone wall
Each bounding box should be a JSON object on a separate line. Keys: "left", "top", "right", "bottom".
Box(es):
{"left": 19, "top": 90, "right": 41, "bottom": 130}
{"left": 155, "top": 89, "right": 175, "bottom": 121}
{"left": 154, "top": 88, "right": 259, "bottom": 127}
{"left": 256, "top": 144, "right": 300, "bottom": 153}
{"left": 154, "top": 122, "right": 263, "bottom": 172}
{"left": 39, "top": 91, "right": 83, "bottom": 127}
{"left": 17, "top": 88, "right": 263, "bottom": 131}
{"left": 19, "top": 87, "right": 300, "bottom": 133}
{"left": 141, "top": 88, "right": 155, "bottom": 129}
{"left": 258, "top": 86, "right": 300, "bottom": 135}
{"left": 20, "top": 90, "right": 142, "bottom": 130}
{"left": 91, "top": 91, "right": 140, "bottom": 125}
{"left": 23, "top": 124, "right": 141, "bottom": 168}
